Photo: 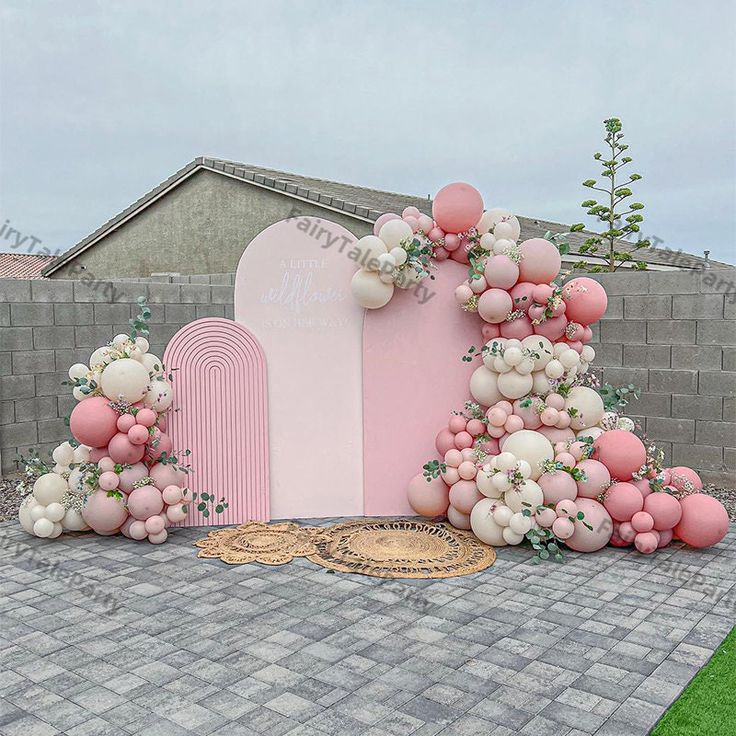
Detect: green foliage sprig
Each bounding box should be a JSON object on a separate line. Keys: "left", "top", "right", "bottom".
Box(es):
{"left": 597, "top": 382, "right": 640, "bottom": 411}
{"left": 129, "top": 296, "right": 152, "bottom": 339}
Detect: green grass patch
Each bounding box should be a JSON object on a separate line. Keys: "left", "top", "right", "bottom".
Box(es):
{"left": 651, "top": 626, "right": 736, "bottom": 736}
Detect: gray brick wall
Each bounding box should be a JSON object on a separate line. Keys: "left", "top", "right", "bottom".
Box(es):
{"left": 2, "top": 268, "right": 735, "bottom": 486}
{"left": 0, "top": 276, "right": 234, "bottom": 475}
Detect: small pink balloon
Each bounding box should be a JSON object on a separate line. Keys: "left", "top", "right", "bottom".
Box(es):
{"left": 128, "top": 519, "right": 148, "bottom": 540}
{"left": 555, "top": 411, "right": 572, "bottom": 429}
{"left": 478, "top": 438, "right": 500, "bottom": 456}
{"left": 513, "top": 398, "right": 543, "bottom": 429}
{"left": 455, "top": 284, "right": 474, "bottom": 304}
{"left": 609, "top": 522, "right": 630, "bottom": 547}
{"left": 127, "top": 485, "right": 164, "bottom": 520}
{"left": 458, "top": 461, "right": 477, "bottom": 480}
{"left": 127, "top": 424, "right": 149, "bottom": 445}
{"left": 441, "top": 467, "right": 460, "bottom": 486}
{"left": 166, "top": 504, "right": 188, "bottom": 523}
{"left": 448, "top": 415, "right": 467, "bottom": 433}
{"left": 555, "top": 452, "right": 577, "bottom": 467}
{"left": 582, "top": 326, "right": 593, "bottom": 343}
{"left": 89, "top": 446, "right": 108, "bottom": 463}
{"left": 428, "top": 226, "right": 445, "bottom": 242}
{"left": 634, "top": 531, "right": 659, "bottom": 554}
{"left": 147, "top": 431, "right": 173, "bottom": 463}
{"left": 532, "top": 283, "right": 554, "bottom": 304}
{"left": 434, "top": 245, "right": 449, "bottom": 261}
{"left": 98, "top": 456, "right": 115, "bottom": 472}
{"left": 432, "top": 182, "right": 484, "bottom": 234}
{"left": 481, "top": 323, "right": 501, "bottom": 341}
{"left": 528, "top": 303, "right": 546, "bottom": 323}
{"left": 460, "top": 448, "right": 476, "bottom": 462}
{"left": 510, "top": 282, "right": 536, "bottom": 313}
{"left": 117, "top": 414, "right": 136, "bottom": 433}
{"left": 539, "top": 471, "right": 578, "bottom": 505}
{"left": 81, "top": 490, "right": 128, "bottom": 533}
{"left": 454, "top": 431, "right": 473, "bottom": 450}
{"left": 447, "top": 504, "right": 472, "bottom": 530}
{"left": 373, "top": 212, "right": 400, "bottom": 236}
{"left": 500, "top": 316, "right": 534, "bottom": 340}
{"left": 618, "top": 521, "right": 636, "bottom": 543}
{"left": 644, "top": 492, "right": 683, "bottom": 530}
{"left": 631, "top": 511, "right": 654, "bottom": 533}
{"left": 407, "top": 474, "right": 450, "bottom": 517}
{"left": 552, "top": 517, "right": 575, "bottom": 539}
{"left": 466, "top": 418, "right": 485, "bottom": 437}
{"left": 148, "top": 529, "right": 168, "bottom": 545}
{"left": 593, "top": 431, "right": 647, "bottom": 481}
{"left": 443, "top": 233, "right": 460, "bottom": 252}
{"left": 674, "top": 494, "right": 729, "bottom": 548}
{"left": 448, "top": 480, "right": 484, "bottom": 514}
{"left": 631, "top": 478, "right": 653, "bottom": 499}
{"left": 575, "top": 459, "right": 611, "bottom": 499}
{"left": 556, "top": 499, "right": 578, "bottom": 517}
{"left": 519, "top": 239, "right": 562, "bottom": 284}
{"left": 404, "top": 215, "right": 420, "bottom": 232}
{"left": 488, "top": 408, "right": 507, "bottom": 427}
{"left": 569, "top": 442, "right": 586, "bottom": 461}
{"left": 487, "top": 425, "right": 506, "bottom": 439}
{"left": 533, "top": 314, "right": 568, "bottom": 341}
{"left": 444, "top": 448, "right": 463, "bottom": 468}
{"left": 162, "top": 484, "right": 183, "bottom": 505}
{"left": 144, "top": 514, "right": 165, "bottom": 535}
{"left": 657, "top": 529, "right": 673, "bottom": 548}
{"left": 504, "top": 415, "right": 524, "bottom": 433}
{"left": 118, "top": 462, "right": 148, "bottom": 493}
{"left": 135, "top": 408, "right": 158, "bottom": 428}
{"left": 562, "top": 277, "right": 608, "bottom": 325}
{"left": 402, "top": 206, "right": 421, "bottom": 219}
{"left": 604, "top": 482, "right": 644, "bottom": 522}
{"left": 478, "top": 288, "right": 513, "bottom": 324}
{"left": 435, "top": 428, "right": 456, "bottom": 456}
{"left": 545, "top": 393, "right": 565, "bottom": 410}
{"left": 98, "top": 471, "right": 120, "bottom": 491}
{"left": 149, "top": 462, "right": 186, "bottom": 491}
{"left": 485, "top": 255, "right": 520, "bottom": 290}
{"left": 540, "top": 408, "right": 559, "bottom": 427}
{"left": 536, "top": 507, "right": 557, "bottom": 528}
{"left": 417, "top": 214, "right": 434, "bottom": 233}
{"left": 108, "top": 432, "right": 146, "bottom": 465}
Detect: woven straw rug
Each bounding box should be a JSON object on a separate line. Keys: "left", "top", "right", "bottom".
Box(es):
{"left": 194, "top": 519, "right": 495, "bottom": 578}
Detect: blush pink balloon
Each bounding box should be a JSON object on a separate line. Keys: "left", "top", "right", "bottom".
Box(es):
{"left": 69, "top": 396, "right": 119, "bottom": 449}
{"left": 417, "top": 214, "right": 434, "bottom": 233}
{"left": 127, "top": 424, "right": 149, "bottom": 445}
{"left": 657, "top": 529, "right": 674, "bottom": 548}
{"left": 147, "top": 431, "right": 173, "bottom": 463}
{"left": 108, "top": 432, "right": 146, "bottom": 465}
{"left": 643, "top": 492, "right": 683, "bottom": 530}
{"left": 118, "top": 462, "right": 148, "bottom": 493}
{"left": 402, "top": 206, "right": 421, "bottom": 219}
{"left": 668, "top": 467, "right": 703, "bottom": 494}
{"left": 603, "top": 482, "right": 644, "bottom": 522}
{"left": 89, "top": 446, "right": 108, "bottom": 463}
{"left": 443, "top": 233, "right": 460, "bottom": 252}
{"left": 434, "top": 246, "right": 449, "bottom": 261}
{"left": 513, "top": 398, "right": 543, "bottom": 429}
{"left": 116, "top": 414, "right": 136, "bottom": 433}
{"left": 447, "top": 504, "right": 471, "bottom": 530}
{"left": 448, "top": 415, "right": 467, "bottom": 433}
{"left": 538, "top": 471, "right": 578, "bottom": 505}
{"left": 404, "top": 215, "right": 420, "bottom": 232}
{"left": 618, "top": 520, "right": 636, "bottom": 543}
{"left": 428, "top": 226, "right": 445, "bottom": 242}
{"left": 466, "top": 419, "right": 486, "bottom": 436}
{"left": 555, "top": 452, "right": 577, "bottom": 467}
{"left": 500, "top": 316, "right": 534, "bottom": 340}
{"left": 435, "top": 428, "right": 456, "bottom": 456}
{"left": 450, "top": 248, "right": 470, "bottom": 265}
{"left": 609, "top": 522, "right": 631, "bottom": 547}
{"left": 481, "top": 323, "right": 501, "bottom": 341}
{"left": 120, "top": 516, "right": 135, "bottom": 538}
{"left": 536, "top": 507, "right": 557, "bottom": 528}
{"left": 533, "top": 314, "right": 568, "bottom": 341}
{"left": 504, "top": 415, "right": 524, "bottom": 433}
{"left": 518, "top": 239, "right": 562, "bottom": 284}
{"left": 448, "top": 480, "right": 484, "bottom": 514}
{"left": 510, "top": 282, "right": 536, "bottom": 313}
{"left": 575, "top": 460, "right": 611, "bottom": 499}
{"left": 81, "top": 490, "right": 128, "bottom": 533}
{"left": 432, "top": 182, "right": 484, "bottom": 234}
{"left": 582, "top": 326, "right": 593, "bottom": 343}
{"left": 127, "top": 485, "right": 164, "bottom": 521}
{"left": 454, "top": 431, "right": 474, "bottom": 450}
{"left": 373, "top": 213, "right": 400, "bottom": 236}
{"left": 478, "top": 288, "right": 513, "bottom": 324}
{"left": 552, "top": 517, "right": 575, "bottom": 539}
{"left": 562, "top": 277, "right": 608, "bottom": 325}
{"left": 97, "top": 456, "right": 115, "bottom": 472}
{"left": 478, "top": 438, "right": 500, "bottom": 456}
{"left": 144, "top": 515, "right": 166, "bottom": 535}
{"left": 566, "top": 498, "right": 613, "bottom": 552}
{"left": 634, "top": 531, "right": 659, "bottom": 554}
{"left": 593, "top": 430, "right": 647, "bottom": 481}
{"left": 162, "top": 485, "right": 183, "bottom": 504}
{"left": 673, "top": 494, "right": 729, "bottom": 548}
{"left": 166, "top": 504, "right": 188, "bottom": 523}
{"left": 485, "top": 255, "right": 520, "bottom": 290}
{"left": 537, "top": 426, "right": 576, "bottom": 445}
{"left": 631, "top": 478, "right": 653, "bottom": 498}
{"left": 532, "top": 284, "right": 554, "bottom": 304}
{"left": 98, "top": 471, "right": 120, "bottom": 491}
{"left": 149, "top": 462, "right": 186, "bottom": 491}
{"left": 631, "top": 511, "right": 654, "bottom": 533}
{"left": 407, "top": 474, "right": 450, "bottom": 517}
{"left": 135, "top": 408, "right": 158, "bottom": 427}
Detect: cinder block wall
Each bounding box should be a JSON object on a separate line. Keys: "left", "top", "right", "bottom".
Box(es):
{"left": 588, "top": 269, "right": 735, "bottom": 486}
{"left": 2, "top": 269, "right": 735, "bottom": 484}
{"left": 0, "top": 275, "right": 234, "bottom": 475}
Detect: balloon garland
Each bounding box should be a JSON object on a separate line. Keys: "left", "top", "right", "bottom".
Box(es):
{"left": 17, "top": 298, "right": 227, "bottom": 544}
{"left": 358, "top": 183, "right": 730, "bottom": 560}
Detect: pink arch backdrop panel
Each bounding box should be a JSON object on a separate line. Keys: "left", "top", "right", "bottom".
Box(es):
{"left": 235, "top": 217, "right": 364, "bottom": 519}
{"left": 163, "top": 318, "right": 269, "bottom": 525}
{"left": 363, "top": 260, "right": 481, "bottom": 516}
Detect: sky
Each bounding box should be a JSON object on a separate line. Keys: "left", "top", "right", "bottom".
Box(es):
{"left": 1, "top": 0, "right": 734, "bottom": 264}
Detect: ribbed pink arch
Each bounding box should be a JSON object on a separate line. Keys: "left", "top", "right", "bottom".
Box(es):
{"left": 164, "top": 318, "right": 269, "bottom": 525}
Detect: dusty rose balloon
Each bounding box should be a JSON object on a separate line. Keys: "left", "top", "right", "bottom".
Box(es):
{"left": 448, "top": 415, "right": 467, "bottom": 433}
{"left": 458, "top": 461, "right": 477, "bottom": 481}
{"left": 98, "top": 471, "right": 120, "bottom": 491}
{"left": 441, "top": 467, "right": 460, "bottom": 486}
{"left": 147, "top": 431, "right": 173, "bottom": 463}
{"left": 634, "top": 531, "right": 659, "bottom": 554}
{"left": 435, "top": 428, "right": 456, "bottom": 456}
{"left": 435, "top": 246, "right": 450, "bottom": 260}
{"left": 537, "top": 426, "right": 576, "bottom": 445}
{"left": 118, "top": 462, "right": 148, "bottom": 493}
{"left": 89, "top": 446, "right": 108, "bottom": 463}
{"left": 575, "top": 460, "right": 611, "bottom": 499}
{"left": 631, "top": 478, "right": 653, "bottom": 498}
{"left": 504, "top": 415, "right": 524, "bottom": 434}
{"left": 618, "top": 521, "right": 636, "bottom": 543}
{"left": 556, "top": 499, "right": 578, "bottom": 517}
{"left": 609, "top": 522, "right": 630, "bottom": 547}
{"left": 454, "top": 431, "right": 474, "bottom": 450}
{"left": 149, "top": 462, "right": 186, "bottom": 491}
{"left": 673, "top": 494, "right": 729, "bottom": 548}
{"left": 444, "top": 449, "right": 463, "bottom": 467}
{"left": 120, "top": 516, "right": 135, "bottom": 538}
{"left": 407, "top": 474, "right": 450, "bottom": 517}
{"left": 373, "top": 212, "right": 400, "bottom": 236}
{"left": 643, "top": 492, "right": 683, "bottom": 531}
{"left": 82, "top": 490, "right": 128, "bottom": 533}
{"left": 533, "top": 315, "right": 568, "bottom": 341}
{"left": 443, "top": 233, "right": 460, "bottom": 251}
{"left": 518, "top": 239, "right": 562, "bottom": 284}
{"left": 466, "top": 419, "right": 485, "bottom": 437}
{"left": 657, "top": 529, "right": 673, "bottom": 548}
{"left": 593, "top": 430, "right": 647, "bottom": 481}
{"left": 555, "top": 452, "right": 577, "bottom": 467}
{"left": 604, "top": 482, "right": 644, "bottom": 522}
{"left": 97, "top": 456, "right": 115, "bottom": 472}
{"left": 432, "top": 182, "right": 484, "bottom": 234}
{"left": 566, "top": 498, "right": 613, "bottom": 552}
{"left": 552, "top": 517, "right": 574, "bottom": 539}
{"left": 562, "top": 277, "right": 608, "bottom": 325}
{"left": 536, "top": 507, "right": 557, "bottom": 528}
{"left": 668, "top": 466, "right": 703, "bottom": 494}
{"left": 148, "top": 529, "right": 168, "bottom": 545}
{"left": 539, "top": 471, "right": 578, "bottom": 505}
{"left": 69, "top": 396, "right": 119, "bottom": 448}
{"left": 127, "top": 519, "right": 147, "bottom": 540}
{"left": 117, "top": 414, "right": 136, "bottom": 433}
{"left": 144, "top": 515, "right": 165, "bottom": 535}
{"left": 485, "top": 255, "right": 520, "bottom": 290}
{"left": 166, "top": 503, "right": 188, "bottom": 524}
{"left": 510, "top": 282, "right": 536, "bottom": 315}
{"left": 481, "top": 323, "right": 501, "bottom": 341}
{"left": 127, "top": 484, "right": 164, "bottom": 521}
{"left": 135, "top": 408, "right": 157, "bottom": 427}
{"left": 513, "top": 398, "right": 543, "bottom": 429}
{"left": 447, "top": 504, "right": 471, "bottom": 530}
{"left": 631, "top": 511, "right": 654, "bottom": 533}
{"left": 532, "top": 283, "right": 554, "bottom": 304}
{"left": 450, "top": 246, "right": 470, "bottom": 265}
{"left": 108, "top": 432, "right": 146, "bottom": 465}
{"left": 449, "top": 480, "right": 484, "bottom": 514}
{"left": 417, "top": 214, "right": 434, "bottom": 233}
{"left": 478, "top": 288, "right": 512, "bottom": 324}
{"left": 162, "top": 484, "right": 183, "bottom": 505}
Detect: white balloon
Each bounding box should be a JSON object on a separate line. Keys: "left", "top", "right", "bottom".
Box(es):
{"left": 68, "top": 363, "right": 89, "bottom": 380}
{"left": 18, "top": 496, "right": 38, "bottom": 534}
{"left": 545, "top": 360, "right": 565, "bottom": 379}
{"left": 502, "top": 526, "right": 525, "bottom": 545}
{"left": 522, "top": 336, "right": 554, "bottom": 371}
{"left": 497, "top": 371, "right": 534, "bottom": 400}
{"left": 494, "top": 452, "right": 517, "bottom": 472}
{"left": 351, "top": 269, "right": 394, "bottom": 309}
{"left": 376, "top": 252, "right": 397, "bottom": 273}
{"left": 143, "top": 378, "right": 174, "bottom": 412}
{"left": 581, "top": 346, "right": 596, "bottom": 363}
{"left": 62, "top": 508, "right": 90, "bottom": 532}
{"left": 517, "top": 358, "right": 535, "bottom": 376}
{"left": 45, "top": 502, "right": 65, "bottom": 522}
{"left": 493, "top": 357, "right": 513, "bottom": 373}
{"left": 49, "top": 522, "right": 64, "bottom": 539}
{"left": 494, "top": 221, "right": 515, "bottom": 241}
{"left": 553, "top": 342, "right": 568, "bottom": 357}
{"left": 30, "top": 504, "right": 47, "bottom": 522}
{"left": 476, "top": 468, "right": 501, "bottom": 498}
{"left": 492, "top": 472, "right": 511, "bottom": 491}
{"left": 618, "top": 417, "right": 636, "bottom": 432}
{"left": 480, "top": 232, "right": 496, "bottom": 250}
{"left": 72, "top": 445, "right": 90, "bottom": 463}
{"left": 469, "top": 366, "right": 502, "bottom": 407}
{"left": 135, "top": 336, "right": 150, "bottom": 353}
{"left": 89, "top": 346, "right": 112, "bottom": 367}
{"left": 378, "top": 219, "right": 413, "bottom": 249}
{"left": 378, "top": 270, "right": 395, "bottom": 284}
{"left": 470, "top": 499, "right": 507, "bottom": 546}
{"left": 532, "top": 370, "right": 552, "bottom": 396}
{"left": 493, "top": 504, "right": 514, "bottom": 527}
{"left": 141, "top": 353, "right": 164, "bottom": 377}
{"left": 501, "top": 431, "right": 554, "bottom": 481}
{"left": 113, "top": 333, "right": 130, "bottom": 346}
{"left": 72, "top": 387, "right": 87, "bottom": 401}
{"left": 100, "top": 358, "right": 150, "bottom": 402}
{"left": 577, "top": 426, "right": 605, "bottom": 441}
{"left": 33, "top": 518, "right": 54, "bottom": 538}
{"left": 389, "top": 247, "right": 408, "bottom": 266}
{"left": 33, "top": 474, "right": 67, "bottom": 505}
{"left": 509, "top": 512, "right": 533, "bottom": 535}
{"left": 504, "top": 347, "right": 523, "bottom": 366}
{"left": 565, "top": 386, "right": 605, "bottom": 430}
{"left": 493, "top": 239, "right": 515, "bottom": 256}
{"left": 52, "top": 442, "right": 75, "bottom": 466}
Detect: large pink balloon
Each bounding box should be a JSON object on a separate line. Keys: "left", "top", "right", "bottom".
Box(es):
{"left": 485, "top": 255, "right": 519, "bottom": 290}
{"left": 643, "top": 492, "right": 683, "bottom": 531}
{"left": 668, "top": 467, "right": 703, "bottom": 494}
{"left": 674, "top": 494, "right": 729, "bottom": 548}
{"left": 448, "top": 480, "right": 484, "bottom": 514}
{"left": 69, "top": 397, "right": 119, "bottom": 448}
{"left": 562, "top": 278, "right": 608, "bottom": 325}
{"left": 604, "top": 482, "right": 644, "bottom": 522}
{"left": 118, "top": 462, "right": 148, "bottom": 493}
{"left": 435, "top": 428, "right": 456, "bottom": 456}
{"left": 510, "top": 282, "right": 536, "bottom": 314}
{"left": 518, "top": 239, "right": 562, "bottom": 284}
{"left": 575, "top": 459, "right": 611, "bottom": 499}
{"left": 478, "top": 289, "right": 512, "bottom": 324}
{"left": 566, "top": 498, "right": 613, "bottom": 552}
{"left": 407, "top": 474, "right": 450, "bottom": 517}
{"left": 127, "top": 485, "right": 164, "bottom": 521}
{"left": 432, "top": 183, "right": 484, "bottom": 234}
{"left": 146, "top": 431, "right": 173, "bottom": 463}
{"left": 108, "top": 432, "right": 146, "bottom": 465}
{"left": 593, "top": 430, "right": 647, "bottom": 481}
{"left": 149, "top": 462, "right": 187, "bottom": 491}
{"left": 82, "top": 490, "right": 128, "bottom": 533}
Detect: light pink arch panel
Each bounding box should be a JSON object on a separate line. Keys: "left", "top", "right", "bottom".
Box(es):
{"left": 235, "top": 217, "right": 364, "bottom": 519}
{"left": 363, "top": 261, "right": 481, "bottom": 515}
{"left": 164, "top": 318, "right": 269, "bottom": 525}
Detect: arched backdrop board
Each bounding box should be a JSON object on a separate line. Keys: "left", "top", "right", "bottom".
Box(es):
{"left": 164, "top": 318, "right": 269, "bottom": 525}
{"left": 363, "top": 260, "right": 481, "bottom": 516}
{"left": 235, "top": 217, "right": 364, "bottom": 519}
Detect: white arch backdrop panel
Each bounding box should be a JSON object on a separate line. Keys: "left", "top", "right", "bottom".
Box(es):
{"left": 234, "top": 217, "right": 364, "bottom": 519}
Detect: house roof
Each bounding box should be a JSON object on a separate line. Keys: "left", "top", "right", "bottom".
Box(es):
{"left": 0, "top": 252, "right": 54, "bottom": 279}
{"left": 43, "top": 157, "right": 726, "bottom": 276}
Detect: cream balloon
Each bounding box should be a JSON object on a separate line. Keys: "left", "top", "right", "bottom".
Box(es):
{"left": 532, "top": 370, "right": 552, "bottom": 396}
{"left": 33, "top": 473, "right": 68, "bottom": 505}
{"left": 72, "top": 387, "right": 87, "bottom": 401}
{"left": 18, "top": 496, "right": 38, "bottom": 534}
{"left": 565, "top": 386, "right": 605, "bottom": 430}
{"left": 492, "top": 504, "right": 514, "bottom": 526}
{"left": 502, "top": 526, "right": 525, "bottom": 545}
{"left": 505, "top": 479, "right": 545, "bottom": 513}
{"left": 501, "top": 431, "right": 554, "bottom": 481}
{"left": 351, "top": 269, "right": 394, "bottom": 309}
{"left": 100, "top": 358, "right": 150, "bottom": 402}
{"left": 577, "top": 426, "right": 605, "bottom": 441}
{"left": 476, "top": 467, "right": 502, "bottom": 498}
{"left": 355, "top": 235, "right": 388, "bottom": 270}
{"left": 49, "top": 522, "right": 64, "bottom": 539}
{"left": 45, "top": 502, "right": 66, "bottom": 522}
{"left": 144, "top": 378, "right": 174, "bottom": 411}
{"left": 89, "top": 346, "right": 112, "bottom": 367}
{"left": 68, "top": 363, "right": 89, "bottom": 380}
{"left": 497, "top": 371, "right": 534, "bottom": 400}
{"left": 52, "top": 442, "right": 75, "bottom": 466}
{"left": 33, "top": 518, "right": 54, "bottom": 538}
{"left": 378, "top": 219, "right": 414, "bottom": 249}
{"left": 72, "top": 445, "right": 90, "bottom": 463}
{"left": 135, "top": 336, "right": 150, "bottom": 353}
{"left": 62, "top": 508, "right": 90, "bottom": 532}
{"left": 389, "top": 247, "right": 408, "bottom": 266}
{"left": 509, "top": 512, "right": 533, "bottom": 535}
{"left": 470, "top": 499, "right": 508, "bottom": 546}
{"left": 141, "top": 353, "right": 164, "bottom": 377}
{"left": 469, "top": 366, "right": 502, "bottom": 407}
